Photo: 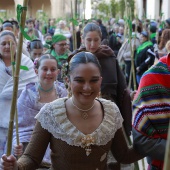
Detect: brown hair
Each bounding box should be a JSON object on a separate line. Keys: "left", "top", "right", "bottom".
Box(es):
{"left": 27, "top": 39, "right": 43, "bottom": 52}
{"left": 165, "top": 40, "right": 170, "bottom": 53}
{"left": 158, "top": 29, "right": 170, "bottom": 50}
{"left": 0, "top": 30, "right": 17, "bottom": 43}
{"left": 34, "top": 53, "right": 57, "bottom": 69}
{"left": 82, "top": 23, "right": 102, "bottom": 39}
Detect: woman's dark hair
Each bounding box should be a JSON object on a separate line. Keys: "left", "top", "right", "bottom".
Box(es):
{"left": 2, "top": 21, "right": 13, "bottom": 30}
{"left": 27, "top": 39, "right": 43, "bottom": 52}
{"left": 44, "top": 33, "right": 52, "bottom": 39}
{"left": 34, "top": 53, "right": 57, "bottom": 69}
{"left": 11, "top": 20, "right": 19, "bottom": 29}
{"left": 26, "top": 18, "right": 35, "bottom": 25}
{"left": 0, "top": 30, "right": 17, "bottom": 43}
{"left": 68, "top": 51, "right": 101, "bottom": 76}
{"left": 82, "top": 23, "right": 102, "bottom": 39}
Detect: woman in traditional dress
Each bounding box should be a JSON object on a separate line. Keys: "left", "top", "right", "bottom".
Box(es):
{"left": 0, "top": 52, "right": 143, "bottom": 170}
{"left": 12, "top": 54, "right": 67, "bottom": 169}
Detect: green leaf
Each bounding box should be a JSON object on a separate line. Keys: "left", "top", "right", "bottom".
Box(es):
{"left": 16, "top": 5, "right": 32, "bottom": 41}
{"left": 20, "top": 65, "right": 29, "bottom": 71}
{"left": 0, "top": 18, "right": 4, "bottom": 24}
{"left": 11, "top": 62, "right": 29, "bottom": 71}
{"left": 70, "top": 18, "right": 79, "bottom": 26}
{"left": 160, "top": 21, "right": 165, "bottom": 29}
{"left": 160, "top": 12, "right": 164, "bottom": 17}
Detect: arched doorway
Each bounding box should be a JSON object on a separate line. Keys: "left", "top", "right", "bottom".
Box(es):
{"left": 28, "top": 0, "right": 51, "bottom": 19}
{"left": 0, "top": 0, "right": 15, "bottom": 20}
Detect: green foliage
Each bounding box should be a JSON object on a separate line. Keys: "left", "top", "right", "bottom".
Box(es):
{"left": 98, "top": 2, "right": 110, "bottom": 16}
{"left": 36, "top": 10, "right": 49, "bottom": 24}
{"left": 94, "top": 0, "right": 135, "bottom": 20}
{"left": 116, "top": 0, "right": 135, "bottom": 19}
{"left": 110, "top": 0, "right": 119, "bottom": 17}
{"left": 0, "top": 10, "right": 7, "bottom": 22}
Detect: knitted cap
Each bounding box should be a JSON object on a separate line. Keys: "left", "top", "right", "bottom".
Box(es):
{"left": 150, "top": 24, "right": 157, "bottom": 33}
{"left": 52, "top": 34, "right": 66, "bottom": 44}
{"left": 141, "top": 31, "right": 148, "bottom": 38}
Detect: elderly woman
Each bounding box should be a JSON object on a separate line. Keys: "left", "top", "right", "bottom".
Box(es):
{"left": 54, "top": 20, "right": 71, "bottom": 39}
{"left": 0, "top": 30, "right": 37, "bottom": 155}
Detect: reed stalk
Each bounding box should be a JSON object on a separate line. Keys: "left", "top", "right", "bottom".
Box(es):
{"left": 71, "top": 0, "right": 77, "bottom": 51}
{"left": 6, "top": 0, "right": 29, "bottom": 156}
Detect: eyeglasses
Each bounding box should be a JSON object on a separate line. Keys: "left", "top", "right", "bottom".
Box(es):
{"left": 56, "top": 43, "right": 68, "bottom": 47}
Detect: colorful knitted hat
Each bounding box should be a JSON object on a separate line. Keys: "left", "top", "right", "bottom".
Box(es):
{"left": 52, "top": 34, "right": 66, "bottom": 44}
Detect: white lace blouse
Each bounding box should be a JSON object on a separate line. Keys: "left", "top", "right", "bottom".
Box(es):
{"left": 36, "top": 97, "right": 123, "bottom": 148}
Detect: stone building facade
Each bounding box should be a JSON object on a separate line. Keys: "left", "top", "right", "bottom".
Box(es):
{"left": 136, "top": 0, "right": 170, "bottom": 20}
{"left": 0, "top": 0, "right": 71, "bottom": 19}
{"left": 0, "top": 0, "right": 169, "bottom": 21}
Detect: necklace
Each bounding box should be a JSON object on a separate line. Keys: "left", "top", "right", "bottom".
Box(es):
{"left": 71, "top": 97, "right": 95, "bottom": 120}
{"left": 38, "top": 84, "right": 54, "bottom": 93}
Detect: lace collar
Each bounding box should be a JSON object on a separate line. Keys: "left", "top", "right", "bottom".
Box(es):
{"left": 36, "top": 97, "right": 123, "bottom": 147}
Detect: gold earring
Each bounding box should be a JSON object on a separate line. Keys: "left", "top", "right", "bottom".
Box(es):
{"left": 67, "top": 86, "right": 72, "bottom": 98}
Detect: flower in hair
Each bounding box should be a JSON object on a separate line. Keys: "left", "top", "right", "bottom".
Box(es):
{"left": 61, "top": 62, "right": 69, "bottom": 88}
{"left": 33, "top": 58, "right": 39, "bottom": 68}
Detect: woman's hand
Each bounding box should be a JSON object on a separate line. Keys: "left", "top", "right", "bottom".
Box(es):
{"left": 0, "top": 154, "right": 18, "bottom": 170}
{"left": 13, "top": 143, "right": 23, "bottom": 157}
{"left": 130, "top": 90, "right": 137, "bottom": 101}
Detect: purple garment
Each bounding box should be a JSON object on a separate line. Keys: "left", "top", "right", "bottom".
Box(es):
{"left": 13, "top": 81, "right": 67, "bottom": 164}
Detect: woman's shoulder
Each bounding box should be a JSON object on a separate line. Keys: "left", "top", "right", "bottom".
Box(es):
{"left": 26, "top": 82, "right": 36, "bottom": 89}
{"left": 19, "top": 83, "right": 37, "bottom": 98}
{"left": 55, "top": 81, "right": 67, "bottom": 97}
{"left": 97, "top": 98, "right": 122, "bottom": 121}
{"left": 93, "top": 98, "right": 123, "bottom": 145}
{"left": 21, "top": 53, "right": 34, "bottom": 64}
{"left": 37, "top": 97, "right": 68, "bottom": 115}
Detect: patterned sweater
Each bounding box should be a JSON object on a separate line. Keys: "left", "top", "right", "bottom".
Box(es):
{"left": 132, "top": 54, "right": 170, "bottom": 169}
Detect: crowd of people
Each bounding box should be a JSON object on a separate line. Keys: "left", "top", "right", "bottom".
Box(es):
{"left": 0, "top": 15, "right": 170, "bottom": 170}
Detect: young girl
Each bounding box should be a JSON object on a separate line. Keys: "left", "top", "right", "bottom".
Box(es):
{"left": 27, "top": 39, "right": 43, "bottom": 61}
{"left": 12, "top": 54, "right": 67, "bottom": 169}
{"left": 0, "top": 52, "right": 143, "bottom": 170}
